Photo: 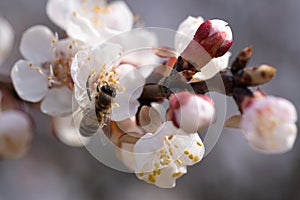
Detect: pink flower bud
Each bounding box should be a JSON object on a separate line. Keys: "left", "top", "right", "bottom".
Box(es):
{"left": 169, "top": 92, "right": 215, "bottom": 133}
{"left": 240, "top": 96, "right": 297, "bottom": 154}
{"left": 180, "top": 19, "right": 233, "bottom": 70}
{"left": 194, "top": 19, "right": 233, "bottom": 58}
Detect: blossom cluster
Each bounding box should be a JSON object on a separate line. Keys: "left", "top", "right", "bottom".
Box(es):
{"left": 0, "top": 0, "right": 298, "bottom": 189}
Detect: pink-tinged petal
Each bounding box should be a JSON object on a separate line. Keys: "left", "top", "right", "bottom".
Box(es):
{"left": 241, "top": 96, "right": 298, "bottom": 154}
{"left": 41, "top": 87, "right": 73, "bottom": 116}
{"left": 11, "top": 60, "right": 48, "bottom": 102}
{"left": 0, "top": 17, "right": 14, "bottom": 66}
{"left": 52, "top": 115, "right": 90, "bottom": 147}
{"left": 169, "top": 92, "right": 215, "bottom": 133}
{"left": 175, "top": 16, "right": 204, "bottom": 54}
{"left": 0, "top": 110, "right": 33, "bottom": 159}
{"left": 20, "top": 25, "right": 55, "bottom": 63}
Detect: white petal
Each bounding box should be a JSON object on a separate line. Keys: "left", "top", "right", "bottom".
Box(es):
{"left": 67, "top": 13, "right": 102, "bottom": 45}
{"left": 20, "top": 25, "right": 55, "bottom": 63}
{"left": 200, "top": 52, "right": 231, "bottom": 79}
{"left": 46, "top": 0, "right": 75, "bottom": 30}
{"left": 173, "top": 133, "right": 205, "bottom": 165}
{"left": 174, "top": 16, "right": 204, "bottom": 54}
{"left": 71, "top": 50, "right": 91, "bottom": 89}
{"left": 71, "top": 43, "right": 122, "bottom": 89}
{"left": 111, "top": 29, "right": 159, "bottom": 66}
{"left": 134, "top": 133, "right": 164, "bottom": 173}
{"left": 11, "top": 60, "right": 48, "bottom": 102}
{"left": 52, "top": 115, "right": 90, "bottom": 147}
{"left": 0, "top": 110, "right": 33, "bottom": 159}
{"left": 111, "top": 64, "right": 145, "bottom": 121}
{"left": 0, "top": 17, "right": 14, "bottom": 66}
{"left": 41, "top": 87, "right": 73, "bottom": 116}
{"left": 102, "top": 1, "right": 133, "bottom": 32}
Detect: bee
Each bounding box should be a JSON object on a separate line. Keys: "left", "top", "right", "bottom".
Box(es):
{"left": 79, "top": 76, "right": 116, "bottom": 137}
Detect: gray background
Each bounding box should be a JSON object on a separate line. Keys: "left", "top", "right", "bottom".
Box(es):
{"left": 0, "top": 0, "right": 300, "bottom": 199}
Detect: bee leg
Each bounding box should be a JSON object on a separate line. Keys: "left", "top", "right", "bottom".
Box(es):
{"left": 86, "top": 75, "right": 92, "bottom": 102}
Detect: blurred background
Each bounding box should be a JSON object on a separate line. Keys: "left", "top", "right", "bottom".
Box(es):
{"left": 0, "top": 0, "right": 300, "bottom": 199}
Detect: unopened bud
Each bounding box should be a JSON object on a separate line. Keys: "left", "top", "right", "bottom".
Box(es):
{"left": 169, "top": 91, "right": 215, "bottom": 133}
{"left": 236, "top": 65, "right": 276, "bottom": 86}
{"left": 180, "top": 19, "right": 233, "bottom": 70}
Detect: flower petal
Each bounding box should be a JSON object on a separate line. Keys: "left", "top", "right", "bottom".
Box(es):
{"left": 111, "top": 29, "right": 159, "bottom": 66}
{"left": 20, "top": 25, "right": 55, "bottom": 63}
{"left": 71, "top": 43, "right": 122, "bottom": 89}
{"left": 52, "top": 115, "right": 90, "bottom": 147}
{"left": 174, "top": 16, "right": 204, "bottom": 54}
{"left": 0, "top": 17, "right": 14, "bottom": 66}
{"left": 11, "top": 60, "right": 48, "bottom": 102}
{"left": 102, "top": 1, "right": 133, "bottom": 32}
{"left": 67, "top": 13, "right": 102, "bottom": 45}
{"left": 41, "top": 87, "right": 73, "bottom": 116}
{"left": 111, "top": 64, "right": 145, "bottom": 121}
{"left": 46, "top": 0, "right": 76, "bottom": 30}
{"left": 198, "top": 52, "right": 231, "bottom": 79}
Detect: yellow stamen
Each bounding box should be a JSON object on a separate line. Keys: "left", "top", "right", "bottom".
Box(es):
{"left": 172, "top": 172, "right": 182, "bottom": 178}
{"left": 36, "top": 67, "right": 41, "bottom": 71}
{"left": 148, "top": 174, "right": 156, "bottom": 183}
{"left": 28, "top": 63, "right": 33, "bottom": 67}
{"left": 188, "top": 154, "right": 194, "bottom": 160}
{"left": 176, "top": 159, "right": 182, "bottom": 164}
{"left": 196, "top": 141, "right": 203, "bottom": 147}
{"left": 193, "top": 156, "right": 199, "bottom": 162}
{"left": 184, "top": 150, "right": 190, "bottom": 155}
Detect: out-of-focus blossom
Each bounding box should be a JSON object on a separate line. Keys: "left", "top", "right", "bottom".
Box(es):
{"left": 175, "top": 17, "right": 232, "bottom": 71}
{"left": 133, "top": 121, "right": 205, "bottom": 188}
{"left": 168, "top": 91, "right": 215, "bottom": 133}
{"left": 240, "top": 96, "right": 297, "bottom": 154}
{"left": 11, "top": 25, "right": 83, "bottom": 116}
{"left": 71, "top": 42, "right": 154, "bottom": 122}
{"left": 52, "top": 114, "right": 90, "bottom": 147}
{"left": 46, "top": 0, "right": 133, "bottom": 46}
{"left": 0, "top": 110, "right": 33, "bottom": 159}
{"left": 175, "top": 16, "right": 231, "bottom": 79}
{"left": 0, "top": 16, "right": 14, "bottom": 66}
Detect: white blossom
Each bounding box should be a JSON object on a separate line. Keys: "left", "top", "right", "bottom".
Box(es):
{"left": 11, "top": 25, "right": 83, "bottom": 116}
{"left": 46, "top": 0, "right": 134, "bottom": 46}
{"left": 71, "top": 42, "right": 155, "bottom": 122}
{"left": 0, "top": 110, "right": 33, "bottom": 159}
{"left": 240, "top": 96, "right": 297, "bottom": 154}
{"left": 133, "top": 122, "right": 205, "bottom": 188}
